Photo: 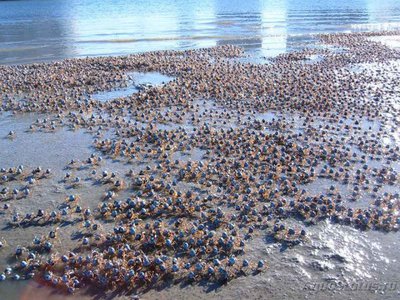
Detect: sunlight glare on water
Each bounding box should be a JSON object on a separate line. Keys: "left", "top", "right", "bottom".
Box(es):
{"left": 1, "top": 0, "right": 400, "bottom": 64}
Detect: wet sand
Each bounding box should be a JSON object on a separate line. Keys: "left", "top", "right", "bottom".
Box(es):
{"left": 0, "top": 31, "right": 399, "bottom": 300}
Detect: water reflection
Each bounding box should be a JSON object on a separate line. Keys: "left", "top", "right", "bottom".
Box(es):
{"left": 1, "top": 0, "right": 400, "bottom": 64}
{"left": 261, "top": 0, "right": 288, "bottom": 57}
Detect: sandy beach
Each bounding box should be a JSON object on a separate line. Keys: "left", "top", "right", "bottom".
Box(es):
{"left": 0, "top": 30, "right": 399, "bottom": 300}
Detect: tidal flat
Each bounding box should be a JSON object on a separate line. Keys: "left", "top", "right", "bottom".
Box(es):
{"left": 0, "top": 31, "right": 399, "bottom": 300}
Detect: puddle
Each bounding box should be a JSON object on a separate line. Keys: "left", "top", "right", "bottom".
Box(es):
{"left": 255, "top": 111, "right": 278, "bottom": 122}
{"left": 91, "top": 71, "right": 174, "bottom": 102}
{"left": 303, "top": 54, "right": 324, "bottom": 64}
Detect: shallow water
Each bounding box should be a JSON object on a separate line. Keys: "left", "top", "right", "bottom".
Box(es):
{"left": 91, "top": 72, "right": 174, "bottom": 102}
{"left": 2, "top": 0, "right": 400, "bottom": 64}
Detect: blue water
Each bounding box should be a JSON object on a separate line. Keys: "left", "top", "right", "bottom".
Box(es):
{"left": 1, "top": 0, "right": 400, "bottom": 64}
